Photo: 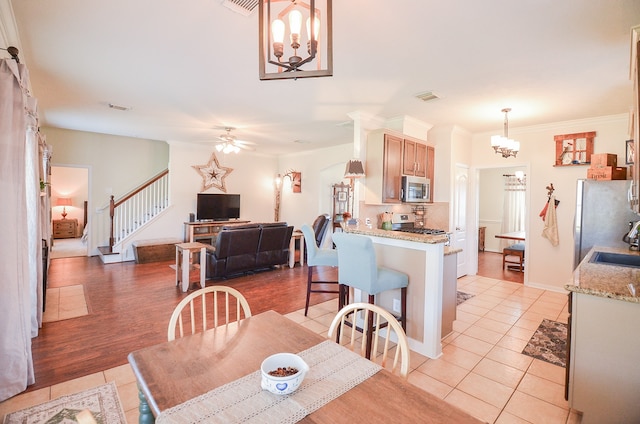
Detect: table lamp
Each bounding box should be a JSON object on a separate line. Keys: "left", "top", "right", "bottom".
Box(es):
{"left": 56, "top": 197, "right": 72, "bottom": 219}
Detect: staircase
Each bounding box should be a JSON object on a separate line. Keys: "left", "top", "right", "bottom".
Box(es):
{"left": 98, "top": 169, "right": 170, "bottom": 263}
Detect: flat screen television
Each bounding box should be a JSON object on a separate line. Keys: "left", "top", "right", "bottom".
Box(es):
{"left": 196, "top": 193, "right": 240, "bottom": 221}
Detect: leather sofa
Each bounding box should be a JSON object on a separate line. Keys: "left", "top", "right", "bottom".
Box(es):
{"left": 205, "top": 222, "right": 293, "bottom": 279}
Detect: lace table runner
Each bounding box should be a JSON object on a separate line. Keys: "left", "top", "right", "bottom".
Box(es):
{"left": 156, "top": 340, "right": 382, "bottom": 424}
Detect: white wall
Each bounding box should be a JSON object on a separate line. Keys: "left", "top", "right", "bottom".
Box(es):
{"left": 116, "top": 142, "right": 281, "bottom": 261}
{"left": 276, "top": 143, "right": 354, "bottom": 229}
{"left": 43, "top": 127, "right": 170, "bottom": 255}
{"left": 468, "top": 113, "right": 632, "bottom": 292}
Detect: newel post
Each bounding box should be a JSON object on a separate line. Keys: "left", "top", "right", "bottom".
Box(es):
{"left": 109, "top": 195, "right": 115, "bottom": 252}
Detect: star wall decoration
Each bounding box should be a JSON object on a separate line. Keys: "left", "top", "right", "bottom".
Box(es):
{"left": 192, "top": 152, "right": 233, "bottom": 192}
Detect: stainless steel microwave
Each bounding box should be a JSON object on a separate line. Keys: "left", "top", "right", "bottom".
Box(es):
{"left": 401, "top": 176, "right": 430, "bottom": 203}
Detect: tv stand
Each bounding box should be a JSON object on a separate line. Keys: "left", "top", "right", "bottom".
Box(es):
{"left": 184, "top": 220, "right": 250, "bottom": 244}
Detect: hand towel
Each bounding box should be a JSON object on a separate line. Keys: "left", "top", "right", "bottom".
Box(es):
{"left": 542, "top": 195, "right": 559, "bottom": 246}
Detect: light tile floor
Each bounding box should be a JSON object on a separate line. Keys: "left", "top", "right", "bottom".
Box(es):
{"left": 42, "top": 285, "right": 88, "bottom": 323}
{"left": 0, "top": 274, "right": 582, "bottom": 424}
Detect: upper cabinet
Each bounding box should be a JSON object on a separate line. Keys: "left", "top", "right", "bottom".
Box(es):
{"left": 402, "top": 139, "right": 427, "bottom": 177}
{"left": 631, "top": 28, "right": 640, "bottom": 213}
{"left": 365, "top": 130, "right": 434, "bottom": 205}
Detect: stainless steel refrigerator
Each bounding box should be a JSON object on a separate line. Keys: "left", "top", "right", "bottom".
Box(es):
{"left": 574, "top": 179, "right": 640, "bottom": 268}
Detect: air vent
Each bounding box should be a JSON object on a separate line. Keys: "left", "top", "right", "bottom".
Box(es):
{"left": 415, "top": 91, "right": 440, "bottom": 102}
{"left": 222, "top": 0, "right": 258, "bottom": 16}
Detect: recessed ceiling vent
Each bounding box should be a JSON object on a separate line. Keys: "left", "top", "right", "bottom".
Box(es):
{"left": 415, "top": 91, "right": 440, "bottom": 102}
{"left": 222, "top": 0, "right": 258, "bottom": 16}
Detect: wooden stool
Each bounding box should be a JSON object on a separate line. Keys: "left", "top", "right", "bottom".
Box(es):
{"left": 288, "top": 230, "right": 305, "bottom": 268}
{"left": 503, "top": 242, "right": 525, "bottom": 272}
{"left": 175, "top": 242, "right": 209, "bottom": 292}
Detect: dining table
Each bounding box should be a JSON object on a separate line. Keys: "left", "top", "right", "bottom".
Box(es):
{"left": 494, "top": 231, "right": 526, "bottom": 241}
{"left": 127, "top": 310, "right": 485, "bottom": 424}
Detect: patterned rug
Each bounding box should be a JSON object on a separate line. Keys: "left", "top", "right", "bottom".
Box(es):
{"left": 3, "top": 382, "right": 125, "bottom": 424}
{"left": 522, "top": 318, "right": 568, "bottom": 368}
{"left": 456, "top": 291, "right": 475, "bottom": 305}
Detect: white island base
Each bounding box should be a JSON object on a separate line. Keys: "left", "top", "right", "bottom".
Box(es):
{"left": 345, "top": 231, "right": 446, "bottom": 359}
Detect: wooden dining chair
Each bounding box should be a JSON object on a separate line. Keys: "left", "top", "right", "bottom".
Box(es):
{"left": 167, "top": 285, "right": 252, "bottom": 341}
{"left": 327, "top": 302, "right": 410, "bottom": 378}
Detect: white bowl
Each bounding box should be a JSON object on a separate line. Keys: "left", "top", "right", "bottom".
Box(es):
{"left": 260, "top": 353, "right": 309, "bottom": 395}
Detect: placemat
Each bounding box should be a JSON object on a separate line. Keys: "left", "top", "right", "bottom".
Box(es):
{"left": 156, "top": 340, "right": 382, "bottom": 424}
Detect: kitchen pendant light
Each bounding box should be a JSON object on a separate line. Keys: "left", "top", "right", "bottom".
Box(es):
{"left": 491, "top": 108, "right": 520, "bottom": 158}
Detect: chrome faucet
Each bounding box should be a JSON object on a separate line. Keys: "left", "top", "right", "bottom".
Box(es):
{"left": 623, "top": 221, "right": 640, "bottom": 251}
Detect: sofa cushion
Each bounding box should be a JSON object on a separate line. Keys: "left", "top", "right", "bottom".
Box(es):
{"left": 256, "top": 223, "right": 293, "bottom": 267}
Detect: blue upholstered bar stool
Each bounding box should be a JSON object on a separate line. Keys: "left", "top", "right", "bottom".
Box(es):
{"left": 332, "top": 232, "right": 409, "bottom": 358}
{"left": 300, "top": 224, "right": 339, "bottom": 316}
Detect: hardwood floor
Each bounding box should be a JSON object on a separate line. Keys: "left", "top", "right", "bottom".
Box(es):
{"left": 33, "top": 256, "right": 338, "bottom": 391}
{"left": 477, "top": 250, "right": 524, "bottom": 284}
{"left": 34, "top": 250, "right": 519, "bottom": 392}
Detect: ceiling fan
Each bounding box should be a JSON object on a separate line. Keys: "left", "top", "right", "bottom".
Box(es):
{"left": 214, "top": 127, "right": 256, "bottom": 154}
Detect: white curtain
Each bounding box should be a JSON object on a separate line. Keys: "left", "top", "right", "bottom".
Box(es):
{"left": 501, "top": 175, "right": 526, "bottom": 249}
{"left": 0, "top": 58, "right": 43, "bottom": 401}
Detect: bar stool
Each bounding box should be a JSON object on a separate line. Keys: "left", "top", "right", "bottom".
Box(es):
{"left": 332, "top": 232, "right": 409, "bottom": 358}
{"left": 300, "top": 224, "right": 339, "bottom": 316}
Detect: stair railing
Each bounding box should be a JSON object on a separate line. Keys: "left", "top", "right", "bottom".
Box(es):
{"left": 108, "top": 169, "right": 169, "bottom": 251}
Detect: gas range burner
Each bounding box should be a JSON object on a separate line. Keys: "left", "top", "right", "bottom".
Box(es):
{"left": 396, "top": 227, "right": 446, "bottom": 235}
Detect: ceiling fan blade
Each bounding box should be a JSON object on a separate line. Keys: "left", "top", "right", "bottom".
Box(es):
{"left": 234, "top": 139, "right": 256, "bottom": 146}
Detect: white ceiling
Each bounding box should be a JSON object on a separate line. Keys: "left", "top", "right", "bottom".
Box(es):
{"left": 3, "top": 0, "right": 640, "bottom": 155}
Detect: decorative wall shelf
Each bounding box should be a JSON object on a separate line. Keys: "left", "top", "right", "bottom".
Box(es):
{"left": 554, "top": 131, "right": 595, "bottom": 166}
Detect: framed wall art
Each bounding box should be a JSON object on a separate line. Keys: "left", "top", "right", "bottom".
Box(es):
{"left": 626, "top": 139, "right": 634, "bottom": 165}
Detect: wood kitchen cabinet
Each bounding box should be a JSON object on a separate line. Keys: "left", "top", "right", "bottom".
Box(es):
{"left": 402, "top": 139, "right": 427, "bottom": 177}
{"left": 366, "top": 131, "right": 403, "bottom": 204}
{"left": 630, "top": 30, "right": 640, "bottom": 213}
{"left": 365, "top": 129, "right": 434, "bottom": 204}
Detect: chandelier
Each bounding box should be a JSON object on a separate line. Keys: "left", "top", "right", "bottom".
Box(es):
{"left": 491, "top": 108, "right": 520, "bottom": 158}
{"left": 259, "top": 0, "right": 333, "bottom": 80}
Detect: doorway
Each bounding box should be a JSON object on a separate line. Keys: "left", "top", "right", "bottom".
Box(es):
{"left": 477, "top": 166, "right": 527, "bottom": 283}
{"left": 50, "top": 165, "right": 89, "bottom": 258}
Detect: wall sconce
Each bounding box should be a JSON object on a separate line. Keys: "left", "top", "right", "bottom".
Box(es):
{"left": 259, "top": 0, "right": 333, "bottom": 80}
{"left": 56, "top": 197, "right": 72, "bottom": 219}
{"left": 274, "top": 170, "right": 301, "bottom": 221}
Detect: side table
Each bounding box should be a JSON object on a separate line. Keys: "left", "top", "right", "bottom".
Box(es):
{"left": 289, "top": 230, "right": 305, "bottom": 268}
{"left": 175, "top": 242, "right": 209, "bottom": 292}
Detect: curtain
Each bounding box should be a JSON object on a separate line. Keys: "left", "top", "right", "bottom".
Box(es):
{"left": 0, "top": 58, "right": 41, "bottom": 401}
{"left": 501, "top": 175, "right": 526, "bottom": 249}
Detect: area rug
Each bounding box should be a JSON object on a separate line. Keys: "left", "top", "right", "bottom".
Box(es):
{"left": 50, "top": 238, "right": 88, "bottom": 259}
{"left": 3, "top": 382, "right": 126, "bottom": 424}
{"left": 522, "top": 318, "right": 568, "bottom": 368}
{"left": 456, "top": 291, "right": 475, "bottom": 305}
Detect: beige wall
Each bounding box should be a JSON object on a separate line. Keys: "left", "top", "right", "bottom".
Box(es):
{"left": 468, "top": 113, "right": 632, "bottom": 292}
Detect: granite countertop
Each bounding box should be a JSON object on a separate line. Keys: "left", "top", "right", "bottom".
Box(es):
{"left": 340, "top": 224, "right": 460, "bottom": 255}
{"left": 566, "top": 246, "right": 640, "bottom": 303}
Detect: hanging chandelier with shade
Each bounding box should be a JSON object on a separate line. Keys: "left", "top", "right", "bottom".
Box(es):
{"left": 491, "top": 108, "right": 520, "bottom": 158}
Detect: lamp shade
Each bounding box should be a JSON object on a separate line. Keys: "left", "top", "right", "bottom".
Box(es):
{"left": 344, "top": 160, "right": 365, "bottom": 178}
{"left": 56, "top": 197, "right": 72, "bottom": 207}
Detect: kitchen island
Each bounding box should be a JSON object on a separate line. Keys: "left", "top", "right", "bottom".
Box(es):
{"left": 565, "top": 246, "right": 640, "bottom": 424}
{"left": 341, "top": 224, "right": 457, "bottom": 359}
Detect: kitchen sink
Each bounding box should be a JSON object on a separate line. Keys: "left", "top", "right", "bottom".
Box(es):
{"left": 589, "top": 251, "right": 640, "bottom": 268}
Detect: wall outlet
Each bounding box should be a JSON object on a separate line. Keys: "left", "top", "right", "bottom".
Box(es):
{"left": 392, "top": 298, "right": 401, "bottom": 313}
